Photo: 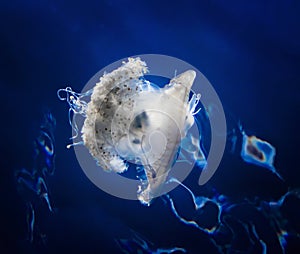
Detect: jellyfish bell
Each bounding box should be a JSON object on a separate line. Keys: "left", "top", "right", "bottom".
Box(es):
{"left": 56, "top": 56, "right": 219, "bottom": 205}
{"left": 81, "top": 58, "right": 198, "bottom": 205}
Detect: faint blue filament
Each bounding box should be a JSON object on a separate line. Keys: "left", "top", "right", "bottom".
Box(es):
{"left": 15, "top": 112, "right": 56, "bottom": 244}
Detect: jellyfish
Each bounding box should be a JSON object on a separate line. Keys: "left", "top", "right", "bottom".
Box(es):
{"left": 58, "top": 57, "right": 203, "bottom": 205}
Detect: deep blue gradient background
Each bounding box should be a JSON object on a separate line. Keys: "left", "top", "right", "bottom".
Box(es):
{"left": 0, "top": 1, "right": 299, "bottom": 253}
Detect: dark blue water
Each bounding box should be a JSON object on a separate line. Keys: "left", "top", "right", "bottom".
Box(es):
{"left": 1, "top": 1, "right": 299, "bottom": 253}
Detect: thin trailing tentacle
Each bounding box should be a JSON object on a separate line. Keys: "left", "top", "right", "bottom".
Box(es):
{"left": 57, "top": 87, "right": 93, "bottom": 140}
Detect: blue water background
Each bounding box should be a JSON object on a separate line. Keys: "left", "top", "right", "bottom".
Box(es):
{"left": 0, "top": 1, "right": 299, "bottom": 253}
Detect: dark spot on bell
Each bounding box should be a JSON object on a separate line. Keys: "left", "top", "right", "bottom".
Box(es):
{"left": 132, "top": 139, "right": 140, "bottom": 144}
{"left": 131, "top": 111, "right": 148, "bottom": 129}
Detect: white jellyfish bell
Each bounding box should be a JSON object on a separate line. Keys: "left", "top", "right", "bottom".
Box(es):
{"left": 58, "top": 58, "right": 202, "bottom": 205}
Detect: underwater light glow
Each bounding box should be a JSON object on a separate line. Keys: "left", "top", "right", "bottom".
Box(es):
{"left": 58, "top": 57, "right": 204, "bottom": 205}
